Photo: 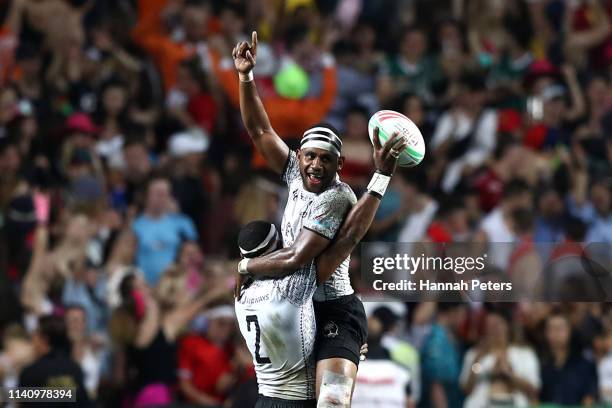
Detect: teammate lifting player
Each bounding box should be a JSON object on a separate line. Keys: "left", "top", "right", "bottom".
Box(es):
{"left": 232, "top": 31, "right": 408, "bottom": 407}
{"left": 235, "top": 131, "right": 405, "bottom": 408}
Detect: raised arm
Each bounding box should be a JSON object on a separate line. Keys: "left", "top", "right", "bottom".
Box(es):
{"left": 233, "top": 31, "right": 289, "bottom": 174}
{"left": 316, "top": 129, "right": 407, "bottom": 283}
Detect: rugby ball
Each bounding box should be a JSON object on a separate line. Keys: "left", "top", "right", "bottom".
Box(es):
{"left": 368, "top": 110, "right": 425, "bottom": 167}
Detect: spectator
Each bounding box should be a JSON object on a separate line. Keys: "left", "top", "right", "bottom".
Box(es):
{"left": 352, "top": 307, "right": 414, "bottom": 407}
{"left": 166, "top": 56, "right": 219, "bottom": 135}
{"left": 61, "top": 259, "right": 107, "bottom": 336}
{"left": 339, "top": 105, "right": 374, "bottom": 188}
{"left": 178, "top": 304, "right": 250, "bottom": 406}
{"left": 540, "top": 311, "right": 598, "bottom": 406}
{"left": 430, "top": 73, "right": 498, "bottom": 193}
{"left": 478, "top": 178, "right": 532, "bottom": 270}
{"left": 93, "top": 79, "right": 130, "bottom": 169}
{"left": 508, "top": 208, "right": 543, "bottom": 298}
{"left": 65, "top": 305, "right": 105, "bottom": 399}
{"left": 377, "top": 26, "right": 442, "bottom": 106}
{"left": 132, "top": 0, "right": 214, "bottom": 91}
{"left": 167, "top": 129, "right": 210, "bottom": 231}
{"left": 214, "top": 24, "right": 339, "bottom": 143}
{"left": 109, "top": 270, "right": 228, "bottom": 407}
{"left": 420, "top": 302, "right": 466, "bottom": 408}
{"left": 568, "top": 176, "right": 612, "bottom": 245}
{"left": 18, "top": 315, "right": 91, "bottom": 407}
{"left": 460, "top": 307, "right": 540, "bottom": 408}
{"left": 132, "top": 176, "right": 197, "bottom": 285}
{"left": 0, "top": 324, "right": 34, "bottom": 392}
{"left": 121, "top": 136, "right": 153, "bottom": 207}
{"left": 533, "top": 187, "right": 565, "bottom": 244}
{"left": 598, "top": 328, "right": 612, "bottom": 404}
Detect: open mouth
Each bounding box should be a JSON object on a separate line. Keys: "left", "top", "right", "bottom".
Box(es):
{"left": 307, "top": 173, "right": 323, "bottom": 185}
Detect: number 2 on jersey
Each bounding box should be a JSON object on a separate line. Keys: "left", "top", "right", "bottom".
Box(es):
{"left": 246, "top": 315, "right": 271, "bottom": 364}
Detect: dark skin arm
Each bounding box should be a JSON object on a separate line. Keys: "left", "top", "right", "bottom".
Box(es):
{"left": 234, "top": 31, "right": 289, "bottom": 174}
{"left": 315, "top": 129, "right": 406, "bottom": 283}
{"left": 245, "top": 228, "right": 330, "bottom": 277}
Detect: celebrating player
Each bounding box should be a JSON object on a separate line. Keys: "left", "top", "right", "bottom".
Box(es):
{"left": 232, "top": 31, "right": 408, "bottom": 406}
{"left": 235, "top": 128, "right": 407, "bottom": 407}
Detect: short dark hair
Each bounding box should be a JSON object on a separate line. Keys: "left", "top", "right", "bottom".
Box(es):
{"left": 238, "top": 221, "right": 278, "bottom": 258}
{"left": 37, "top": 315, "right": 71, "bottom": 352}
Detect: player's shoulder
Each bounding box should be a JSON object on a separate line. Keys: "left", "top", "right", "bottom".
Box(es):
{"left": 320, "top": 180, "right": 357, "bottom": 205}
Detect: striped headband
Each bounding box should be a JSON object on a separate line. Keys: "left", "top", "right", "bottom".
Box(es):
{"left": 300, "top": 127, "right": 342, "bottom": 156}
{"left": 239, "top": 224, "right": 278, "bottom": 256}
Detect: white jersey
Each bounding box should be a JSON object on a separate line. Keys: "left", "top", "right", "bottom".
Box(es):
{"left": 281, "top": 151, "right": 357, "bottom": 301}
{"left": 235, "top": 264, "right": 318, "bottom": 400}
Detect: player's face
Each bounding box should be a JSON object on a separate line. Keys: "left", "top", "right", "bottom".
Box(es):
{"left": 297, "top": 147, "right": 344, "bottom": 193}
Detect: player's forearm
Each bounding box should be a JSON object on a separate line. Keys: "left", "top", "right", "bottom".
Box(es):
{"left": 316, "top": 194, "right": 381, "bottom": 282}
{"left": 246, "top": 246, "right": 302, "bottom": 277}
{"left": 239, "top": 80, "right": 274, "bottom": 140}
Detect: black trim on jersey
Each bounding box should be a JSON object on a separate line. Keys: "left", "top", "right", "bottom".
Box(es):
{"left": 303, "top": 226, "right": 332, "bottom": 241}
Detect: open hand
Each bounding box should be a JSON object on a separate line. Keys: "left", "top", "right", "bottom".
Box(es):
{"left": 232, "top": 31, "right": 257, "bottom": 74}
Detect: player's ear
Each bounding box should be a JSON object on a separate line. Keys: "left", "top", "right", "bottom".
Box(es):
{"left": 337, "top": 155, "right": 345, "bottom": 171}
{"left": 296, "top": 148, "right": 302, "bottom": 160}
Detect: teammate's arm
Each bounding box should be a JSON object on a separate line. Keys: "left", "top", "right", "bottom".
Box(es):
{"left": 234, "top": 31, "right": 289, "bottom": 174}
{"left": 243, "top": 228, "right": 331, "bottom": 277}
{"left": 316, "top": 129, "right": 407, "bottom": 283}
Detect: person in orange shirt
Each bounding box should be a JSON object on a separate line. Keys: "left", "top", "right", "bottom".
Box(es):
{"left": 213, "top": 25, "right": 338, "bottom": 141}
{"left": 132, "top": 0, "right": 216, "bottom": 91}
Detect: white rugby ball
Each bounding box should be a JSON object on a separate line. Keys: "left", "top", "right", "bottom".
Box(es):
{"left": 367, "top": 110, "right": 425, "bottom": 167}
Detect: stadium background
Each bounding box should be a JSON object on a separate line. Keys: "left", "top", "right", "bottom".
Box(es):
{"left": 0, "top": 0, "right": 610, "bottom": 406}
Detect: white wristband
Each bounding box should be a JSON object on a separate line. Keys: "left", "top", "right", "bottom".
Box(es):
{"left": 238, "top": 258, "right": 251, "bottom": 275}
{"left": 367, "top": 172, "right": 391, "bottom": 198}
{"left": 239, "top": 71, "right": 254, "bottom": 82}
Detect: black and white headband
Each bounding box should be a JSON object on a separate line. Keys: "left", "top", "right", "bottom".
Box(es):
{"left": 300, "top": 127, "right": 342, "bottom": 156}
{"left": 239, "top": 224, "right": 278, "bottom": 257}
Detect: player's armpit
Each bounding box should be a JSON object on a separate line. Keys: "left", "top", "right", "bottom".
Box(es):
{"left": 246, "top": 228, "right": 330, "bottom": 277}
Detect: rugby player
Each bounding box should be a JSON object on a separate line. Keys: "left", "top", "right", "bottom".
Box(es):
{"left": 232, "top": 31, "right": 408, "bottom": 406}
{"left": 235, "top": 130, "right": 406, "bottom": 407}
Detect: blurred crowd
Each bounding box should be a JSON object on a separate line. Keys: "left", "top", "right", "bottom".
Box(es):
{"left": 0, "top": 0, "right": 610, "bottom": 406}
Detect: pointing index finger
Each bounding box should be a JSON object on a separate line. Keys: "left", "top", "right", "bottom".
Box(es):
{"left": 251, "top": 31, "right": 258, "bottom": 55}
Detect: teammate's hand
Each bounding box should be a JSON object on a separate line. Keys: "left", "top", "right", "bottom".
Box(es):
{"left": 372, "top": 127, "right": 408, "bottom": 175}
{"left": 232, "top": 31, "right": 257, "bottom": 74}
